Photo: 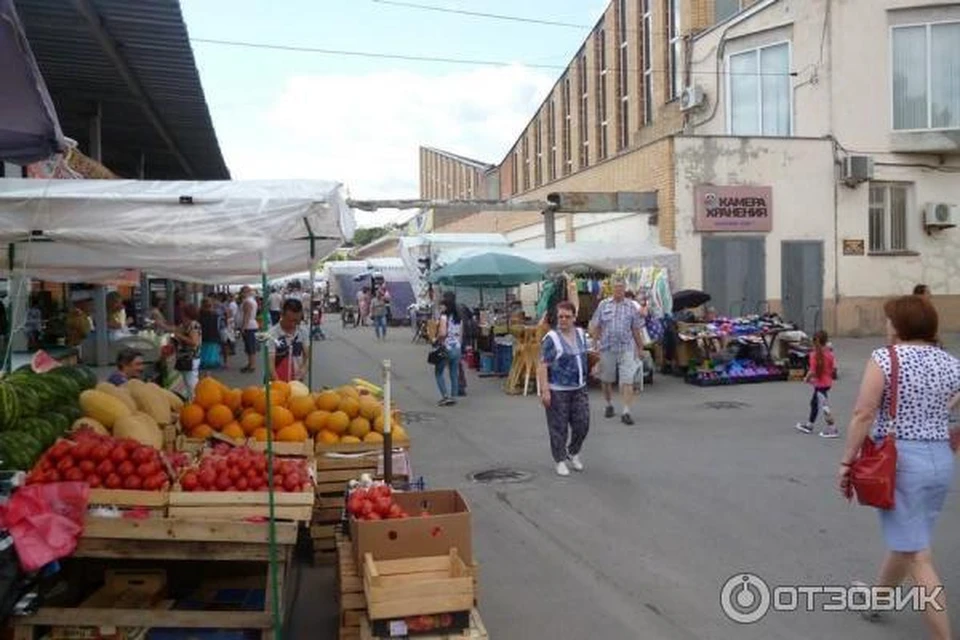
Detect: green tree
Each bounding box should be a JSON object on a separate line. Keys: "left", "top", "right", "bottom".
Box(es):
{"left": 349, "top": 226, "right": 390, "bottom": 247}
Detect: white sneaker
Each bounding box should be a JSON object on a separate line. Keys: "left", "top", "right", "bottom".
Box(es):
{"left": 555, "top": 461, "right": 570, "bottom": 477}
{"left": 568, "top": 454, "right": 584, "bottom": 472}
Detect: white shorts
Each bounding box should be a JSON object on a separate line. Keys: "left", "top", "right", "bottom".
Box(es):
{"left": 599, "top": 349, "right": 639, "bottom": 385}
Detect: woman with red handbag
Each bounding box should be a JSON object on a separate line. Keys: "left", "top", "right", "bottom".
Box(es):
{"left": 838, "top": 296, "right": 960, "bottom": 638}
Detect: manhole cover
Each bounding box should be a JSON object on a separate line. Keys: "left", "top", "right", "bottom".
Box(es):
{"left": 401, "top": 411, "right": 439, "bottom": 424}
{"left": 468, "top": 468, "right": 535, "bottom": 484}
{"left": 702, "top": 401, "right": 750, "bottom": 410}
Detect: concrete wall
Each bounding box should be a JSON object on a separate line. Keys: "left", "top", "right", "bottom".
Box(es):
{"left": 506, "top": 213, "right": 653, "bottom": 249}
{"left": 674, "top": 135, "right": 837, "bottom": 321}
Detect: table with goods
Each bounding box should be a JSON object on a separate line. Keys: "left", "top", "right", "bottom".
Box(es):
{"left": 676, "top": 314, "right": 796, "bottom": 386}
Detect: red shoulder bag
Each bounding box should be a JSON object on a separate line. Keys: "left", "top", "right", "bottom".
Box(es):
{"left": 845, "top": 346, "right": 899, "bottom": 510}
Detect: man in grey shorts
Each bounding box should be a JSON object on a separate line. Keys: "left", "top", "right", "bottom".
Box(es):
{"left": 589, "top": 278, "right": 646, "bottom": 425}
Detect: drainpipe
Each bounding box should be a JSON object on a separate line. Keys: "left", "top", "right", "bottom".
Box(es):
{"left": 832, "top": 141, "right": 841, "bottom": 338}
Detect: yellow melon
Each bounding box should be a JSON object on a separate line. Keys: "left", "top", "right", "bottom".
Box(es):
{"left": 340, "top": 435, "right": 362, "bottom": 444}
{"left": 326, "top": 411, "right": 350, "bottom": 435}
{"left": 348, "top": 417, "right": 371, "bottom": 439}
{"left": 315, "top": 390, "right": 340, "bottom": 412}
{"left": 363, "top": 432, "right": 384, "bottom": 444}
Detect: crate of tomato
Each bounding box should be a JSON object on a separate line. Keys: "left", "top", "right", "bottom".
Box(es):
{"left": 169, "top": 442, "right": 315, "bottom": 521}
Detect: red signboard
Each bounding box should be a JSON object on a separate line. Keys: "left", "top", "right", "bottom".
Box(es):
{"left": 694, "top": 185, "right": 772, "bottom": 232}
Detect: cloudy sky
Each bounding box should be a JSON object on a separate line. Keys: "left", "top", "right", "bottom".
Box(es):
{"left": 180, "top": 0, "right": 607, "bottom": 226}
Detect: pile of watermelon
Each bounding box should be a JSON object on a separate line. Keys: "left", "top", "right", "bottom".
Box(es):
{"left": 0, "top": 364, "right": 98, "bottom": 471}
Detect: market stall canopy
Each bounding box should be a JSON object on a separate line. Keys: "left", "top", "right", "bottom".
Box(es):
{"left": 428, "top": 252, "right": 546, "bottom": 287}
{"left": 0, "top": 178, "right": 356, "bottom": 283}
{"left": 0, "top": 0, "right": 65, "bottom": 163}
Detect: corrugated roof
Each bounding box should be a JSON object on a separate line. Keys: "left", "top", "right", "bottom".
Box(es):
{"left": 421, "top": 146, "right": 493, "bottom": 171}
{"left": 13, "top": 0, "right": 229, "bottom": 180}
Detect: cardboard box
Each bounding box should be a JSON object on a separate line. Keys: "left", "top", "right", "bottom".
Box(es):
{"left": 350, "top": 490, "right": 472, "bottom": 564}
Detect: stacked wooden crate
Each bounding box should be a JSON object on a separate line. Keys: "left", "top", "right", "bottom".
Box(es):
{"left": 312, "top": 446, "right": 380, "bottom": 564}
{"left": 337, "top": 533, "right": 367, "bottom": 640}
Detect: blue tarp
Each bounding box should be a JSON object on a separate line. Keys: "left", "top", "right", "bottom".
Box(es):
{"left": 0, "top": 0, "right": 65, "bottom": 163}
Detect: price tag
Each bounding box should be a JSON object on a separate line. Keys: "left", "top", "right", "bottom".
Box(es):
{"left": 389, "top": 620, "right": 408, "bottom": 636}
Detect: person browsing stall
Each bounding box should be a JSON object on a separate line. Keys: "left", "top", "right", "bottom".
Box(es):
{"left": 267, "top": 298, "right": 310, "bottom": 382}
{"left": 107, "top": 349, "right": 144, "bottom": 386}
{"left": 537, "top": 301, "right": 590, "bottom": 477}
{"left": 589, "top": 278, "right": 646, "bottom": 425}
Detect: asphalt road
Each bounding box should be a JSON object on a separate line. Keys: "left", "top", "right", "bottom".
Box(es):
{"left": 246, "top": 325, "right": 960, "bottom": 640}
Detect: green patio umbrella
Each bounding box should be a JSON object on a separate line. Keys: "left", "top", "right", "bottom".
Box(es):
{"left": 428, "top": 252, "right": 546, "bottom": 288}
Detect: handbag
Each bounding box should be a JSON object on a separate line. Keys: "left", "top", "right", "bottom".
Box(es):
{"left": 427, "top": 342, "right": 448, "bottom": 366}
{"left": 845, "top": 345, "right": 899, "bottom": 510}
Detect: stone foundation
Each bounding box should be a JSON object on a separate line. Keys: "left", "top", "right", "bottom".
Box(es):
{"left": 765, "top": 296, "right": 960, "bottom": 337}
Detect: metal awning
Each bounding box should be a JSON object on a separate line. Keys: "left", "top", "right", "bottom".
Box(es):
{"left": 0, "top": 0, "right": 65, "bottom": 163}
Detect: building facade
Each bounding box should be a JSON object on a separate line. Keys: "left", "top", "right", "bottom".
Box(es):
{"left": 436, "top": 0, "right": 959, "bottom": 335}
{"left": 419, "top": 146, "right": 496, "bottom": 200}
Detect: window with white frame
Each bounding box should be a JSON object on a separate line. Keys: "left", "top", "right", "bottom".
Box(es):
{"left": 562, "top": 76, "right": 572, "bottom": 175}
{"left": 617, "top": 0, "right": 629, "bottom": 150}
{"left": 596, "top": 27, "right": 609, "bottom": 161}
{"left": 578, "top": 51, "right": 589, "bottom": 169}
{"left": 641, "top": 0, "right": 652, "bottom": 125}
{"left": 868, "top": 183, "right": 910, "bottom": 253}
{"left": 534, "top": 117, "right": 543, "bottom": 187}
{"left": 892, "top": 21, "right": 960, "bottom": 131}
{"left": 522, "top": 134, "right": 530, "bottom": 191}
{"left": 512, "top": 149, "right": 519, "bottom": 195}
{"left": 667, "top": 0, "right": 682, "bottom": 101}
{"left": 728, "top": 42, "right": 792, "bottom": 136}
{"left": 547, "top": 99, "right": 557, "bottom": 182}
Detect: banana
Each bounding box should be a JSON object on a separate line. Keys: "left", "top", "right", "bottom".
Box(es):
{"left": 352, "top": 378, "right": 383, "bottom": 398}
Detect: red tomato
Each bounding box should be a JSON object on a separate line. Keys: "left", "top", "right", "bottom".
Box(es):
{"left": 117, "top": 461, "right": 135, "bottom": 478}
{"left": 235, "top": 477, "right": 249, "bottom": 491}
{"left": 228, "top": 467, "right": 241, "bottom": 482}
{"left": 375, "top": 497, "right": 393, "bottom": 517}
{"left": 366, "top": 512, "right": 382, "bottom": 521}
{"left": 388, "top": 503, "right": 403, "bottom": 519}
{"left": 198, "top": 468, "right": 216, "bottom": 489}
{"left": 360, "top": 500, "right": 374, "bottom": 517}
{"left": 87, "top": 475, "right": 102, "bottom": 488}
{"left": 96, "top": 459, "right": 115, "bottom": 477}
{"left": 123, "top": 475, "right": 143, "bottom": 490}
{"left": 44, "top": 470, "right": 60, "bottom": 483}
{"left": 104, "top": 473, "right": 122, "bottom": 489}
{"left": 72, "top": 442, "right": 94, "bottom": 461}
{"left": 56, "top": 457, "right": 74, "bottom": 473}
{"left": 78, "top": 460, "right": 96, "bottom": 474}
{"left": 216, "top": 473, "right": 232, "bottom": 491}
{"left": 122, "top": 439, "right": 140, "bottom": 453}
{"left": 137, "top": 462, "right": 159, "bottom": 478}
{"left": 90, "top": 444, "right": 111, "bottom": 463}
{"left": 64, "top": 468, "right": 84, "bottom": 482}
{"left": 181, "top": 472, "right": 199, "bottom": 491}
{"left": 131, "top": 447, "right": 151, "bottom": 465}
{"left": 110, "top": 447, "right": 128, "bottom": 463}
{"left": 254, "top": 458, "right": 267, "bottom": 473}
{"left": 282, "top": 472, "right": 300, "bottom": 492}
{"left": 48, "top": 441, "right": 72, "bottom": 461}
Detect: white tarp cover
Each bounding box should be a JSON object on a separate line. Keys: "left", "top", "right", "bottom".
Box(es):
{"left": 398, "top": 233, "right": 511, "bottom": 304}
{"left": 0, "top": 178, "right": 356, "bottom": 283}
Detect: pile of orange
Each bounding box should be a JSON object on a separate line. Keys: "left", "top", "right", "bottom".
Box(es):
{"left": 178, "top": 378, "right": 409, "bottom": 446}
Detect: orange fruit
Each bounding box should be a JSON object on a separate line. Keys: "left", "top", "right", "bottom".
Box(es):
{"left": 194, "top": 378, "right": 223, "bottom": 409}
{"left": 288, "top": 395, "right": 316, "bottom": 420}
{"left": 222, "top": 422, "right": 245, "bottom": 440}
{"left": 338, "top": 397, "right": 360, "bottom": 419}
{"left": 392, "top": 424, "right": 409, "bottom": 442}
{"left": 304, "top": 410, "right": 330, "bottom": 434}
{"left": 266, "top": 406, "right": 294, "bottom": 431}
{"left": 206, "top": 404, "right": 234, "bottom": 430}
{"left": 252, "top": 388, "right": 284, "bottom": 415}
{"left": 326, "top": 411, "right": 350, "bottom": 435}
{"left": 277, "top": 422, "right": 308, "bottom": 442}
{"left": 315, "top": 390, "right": 340, "bottom": 412}
{"left": 318, "top": 430, "right": 339, "bottom": 445}
{"left": 241, "top": 386, "right": 261, "bottom": 408}
{"left": 340, "top": 435, "right": 361, "bottom": 444}
{"left": 224, "top": 388, "right": 243, "bottom": 414}
{"left": 252, "top": 427, "right": 268, "bottom": 442}
{"left": 241, "top": 412, "right": 265, "bottom": 435}
{"left": 348, "top": 416, "right": 371, "bottom": 439}
{"left": 190, "top": 424, "right": 213, "bottom": 439}
{"left": 338, "top": 385, "right": 359, "bottom": 399}
{"left": 270, "top": 381, "right": 290, "bottom": 402}
{"left": 359, "top": 398, "right": 382, "bottom": 421}
{"left": 240, "top": 407, "right": 257, "bottom": 420}
{"left": 180, "top": 404, "right": 205, "bottom": 430}
{"left": 363, "top": 432, "right": 384, "bottom": 444}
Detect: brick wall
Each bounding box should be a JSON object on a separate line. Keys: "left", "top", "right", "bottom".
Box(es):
{"left": 433, "top": 210, "right": 543, "bottom": 235}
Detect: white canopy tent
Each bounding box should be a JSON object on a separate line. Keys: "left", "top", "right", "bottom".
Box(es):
{"left": 0, "top": 179, "right": 356, "bottom": 283}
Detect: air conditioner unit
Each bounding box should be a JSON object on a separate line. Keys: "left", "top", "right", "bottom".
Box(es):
{"left": 924, "top": 202, "right": 959, "bottom": 229}
{"left": 841, "top": 155, "right": 874, "bottom": 184}
{"left": 680, "top": 86, "right": 705, "bottom": 112}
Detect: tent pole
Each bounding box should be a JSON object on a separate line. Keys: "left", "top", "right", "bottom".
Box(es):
{"left": 260, "top": 253, "right": 282, "bottom": 640}
{"left": 382, "top": 359, "right": 392, "bottom": 486}
{"left": 4, "top": 243, "right": 13, "bottom": 374}
{"left": 305, "top": 221, "right": 316, "bottom": 391}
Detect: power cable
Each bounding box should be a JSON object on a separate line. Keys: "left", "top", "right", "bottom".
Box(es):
{"left": 371, "top": 0, "right": 588, "bottom": 29}
{"left": 189, "top": 37, "right": 798, "bottom": 76}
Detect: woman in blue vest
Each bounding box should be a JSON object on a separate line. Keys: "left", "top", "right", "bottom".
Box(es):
{"left": 536, "top": 300, "right": 590, "bottom": 477}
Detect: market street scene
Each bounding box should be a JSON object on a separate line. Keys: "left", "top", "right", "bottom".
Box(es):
{"left": 1, "top": 0, "right": 959, "bottom": 639}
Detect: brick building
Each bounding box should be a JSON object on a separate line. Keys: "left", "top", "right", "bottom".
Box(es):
{"left": 419, "top": 146, "right": 496, "bottom": 200}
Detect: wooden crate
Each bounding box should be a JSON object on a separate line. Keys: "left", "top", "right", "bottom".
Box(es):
{"left": 167, "top": 490, "right": 314, "bottom": 521}
{"left": 362, "top": 550, "right": 475, "bottom": 620}
{"left": 338, "top": 534, "right": 366, "bottom": 640}
{"left": 246, "top": 439, "right": 315, "bottom": 457}
{"left": 87, "top": 489, "right": 169, "bottom": 515}
{"left": 358, "top": 609, "right": 488, "bottom": 640}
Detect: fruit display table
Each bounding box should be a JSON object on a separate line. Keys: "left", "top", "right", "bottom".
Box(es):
{"left": 11, "top": 517, "right": 296, "bottom": 640}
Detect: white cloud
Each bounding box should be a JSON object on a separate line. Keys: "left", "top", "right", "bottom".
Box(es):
{"left": 218, "top": 65, "right": 556, "bottom": 227}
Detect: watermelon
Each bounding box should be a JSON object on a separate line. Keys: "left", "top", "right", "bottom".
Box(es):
{"left": 20, "top": 417, "right": 55, "bottom": 448}
{"left": 30, "top": 350, "right": 60, "bottom": 373}
{"left": 13, "top": 365, "right": 34, "bottom": 376}
{"left": 54, "top": 404, "right": 83, "bottom": 424}
{"left": 11, "top": 384, "right": 40, "bottom": 419}
{"left": 0, "top": 431, "right": 43, "bottom": 470}
{"left": 70, "top": 365, "right": 99, "bottom": 391}
{"left": 0, "top": 382, "right": 21, "bottom": 431}
{"left": 45, "top": 412, "right": 70, "bottom": 435}
{"left": 42, "top": 371, "right": 80, "bottom": 400}
{"left": 26, "top": 377, "right": 60, "bottom": 406}
{"left": 47, "top": 367, "right": 92, "bottom": 394}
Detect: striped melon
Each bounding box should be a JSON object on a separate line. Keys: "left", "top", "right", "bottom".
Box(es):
{"left": 0, "top": 382, "right": 21, "bottom": 431}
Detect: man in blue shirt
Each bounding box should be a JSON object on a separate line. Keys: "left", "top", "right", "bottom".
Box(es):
{"left": 589, "top": 277, "right": 646, "bottom": 425}
{"left": 107, "top": 348, "right": 144, "bottom": 386}
{"left": 537, "top": 301, "right": 590, "bottom": 477}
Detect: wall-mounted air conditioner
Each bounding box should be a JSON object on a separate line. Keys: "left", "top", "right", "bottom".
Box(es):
{"left": 680, "top": 86, "right": 705, "bottom": 112}
{"left": 841, "top": 155, "right": 874, "bottom": 185}
{"left": 924, "top": 202, "right": 958, "bottom": 229}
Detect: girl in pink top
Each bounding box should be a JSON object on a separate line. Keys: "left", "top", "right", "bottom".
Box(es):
{"left": 796, "top": 330, "right": 838, "bottom": 438}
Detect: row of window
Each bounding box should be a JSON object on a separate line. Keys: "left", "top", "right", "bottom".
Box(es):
{"left": 512, "top": 0, "right": 673, "bottom": 194}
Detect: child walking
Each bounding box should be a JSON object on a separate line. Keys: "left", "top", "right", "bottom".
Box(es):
{"left": 795, "top": 330, "right": 837, "bottom": 438}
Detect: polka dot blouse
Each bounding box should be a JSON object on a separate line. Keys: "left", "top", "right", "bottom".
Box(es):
{"left": 871, "top": 345, "right": 960, "bottom": 441}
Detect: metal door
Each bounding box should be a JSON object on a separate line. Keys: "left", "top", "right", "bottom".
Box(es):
{"left": 701, "top": 237, "right": 766, "bottom": 317}
{"left": 781, "top": 241, "right": 824, "bottom": 332}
